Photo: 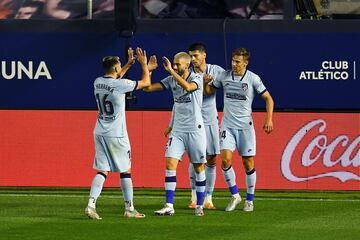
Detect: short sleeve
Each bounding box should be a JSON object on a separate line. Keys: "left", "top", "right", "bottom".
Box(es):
{"left": 253, "top": 75, "right": 266, "bottom": 95}
{"left": 190, "top": 73, "right": 202, "bottom": 91}
{"left": 212, "top": 65, "right": 225, "bottom": 82}
{"left": 211, "top": 71, "right": 225, "bottom": 89}
{"left": 160, "top": 76, "right": 172, "bottom": 90}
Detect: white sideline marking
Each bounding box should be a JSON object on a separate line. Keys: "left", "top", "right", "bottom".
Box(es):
{"left": 0, "top": 194, "right": 359, "bottom": 202}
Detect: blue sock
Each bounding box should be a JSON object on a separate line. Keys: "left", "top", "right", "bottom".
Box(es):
{"left": 222, "top": 166, "right": 239, "bottom": 196}
{"left": 195, "top": 170, "right": 206, "bottom": 207}
{"left": 246, "top": 168, "right": 256, "bottom": 201}
{"left": 165, "top": 170, "right": 176, "bottom": 204}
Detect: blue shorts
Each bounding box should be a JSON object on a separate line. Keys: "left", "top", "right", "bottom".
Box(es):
{"left": 205, "top": 124, "right": 220, "bottom": 156}
{"left": 219, "top": 126, "right": 256, "bottom": 157}
{"left": 165, "top": 129, "right": 207, "bottom": 164}
{"left": 93, "top": 134, "right": 131, "bottom": 172}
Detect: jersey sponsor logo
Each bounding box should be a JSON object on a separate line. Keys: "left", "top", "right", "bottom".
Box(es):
{"left": 281, "top": 119, "right": 360, "bottom": 183}
{"left": 225, "top": 92, "right": 246, "bottom": 100}
{"left": 174, "top": 96, "right": 191, "bottom": 103}
{"left": 1, "top": 61, "right": 52, "bottom": 80}
{"left": 98, "top": 115, "right": 116, "bottom": 121}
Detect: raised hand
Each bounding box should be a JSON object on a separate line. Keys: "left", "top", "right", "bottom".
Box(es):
{"left": 203, "top": 74, "right": 213, "bottom": 84}
{"left": 136, "top": 47, "right": 148, "bottom": 66}
{"left": 162, "top": 56, "right": 173, "bottom": 73}
{"left": 148, "top": 55, "right": 158, "bottom": 71}
{"left": 126, "top": 48, "right": 136, "bottom": 65}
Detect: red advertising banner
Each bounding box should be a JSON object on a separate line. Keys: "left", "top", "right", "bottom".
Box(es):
{"left": 0, "top": 110, "right": 359, "bottom": 190}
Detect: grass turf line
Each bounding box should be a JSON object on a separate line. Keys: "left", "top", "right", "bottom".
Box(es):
{"left": 0, "top": 188, "right": 359, "bottom": 240}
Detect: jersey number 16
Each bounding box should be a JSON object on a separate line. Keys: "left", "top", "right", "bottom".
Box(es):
{"left": 96, "top": 93, "right": 114, "bottom": 115}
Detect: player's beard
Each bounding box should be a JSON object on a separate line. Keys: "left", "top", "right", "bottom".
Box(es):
{"left": 232, "top": 66, "right": 242, "bottom": 75}
{"left": 177, "top": 69, "right": 185, "bottom": 76}
{"left": 192, "top": 61, "right": 200, "bottom": 68}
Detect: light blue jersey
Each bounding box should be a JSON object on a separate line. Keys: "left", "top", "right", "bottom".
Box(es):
{"left": 93, "top": 76, "right": 137, "bottom": 137}
{"left": 212, "top": 69, "right": 266, "bottom": 129}
{"left": 160, "top": 72, "right": 204, "bottom": 132}
{"left": 190, "top": 64, "right": 225, "bottom": 125}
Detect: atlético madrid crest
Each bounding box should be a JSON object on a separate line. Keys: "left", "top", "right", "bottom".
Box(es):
{"left": 241, "top": 83, "right": 248, "bottom": 91}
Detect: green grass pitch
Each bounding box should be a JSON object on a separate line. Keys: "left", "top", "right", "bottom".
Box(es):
{"left": 0, "top": 188, "right": 359, "bottom": 240}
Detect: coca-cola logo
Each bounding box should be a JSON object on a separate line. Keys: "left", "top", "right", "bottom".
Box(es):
{"left": 281, "top": 119, "right": 360, "bottom": 182}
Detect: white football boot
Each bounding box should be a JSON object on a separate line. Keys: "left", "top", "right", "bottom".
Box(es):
{"left": 203, "top": 195, "right": 216, "bottom": 209}
{"left": 243, "top": 200, "right": 254, "bottom": 212}
{"left": 225, "top": 195, "right": 242, "bottom": 212}
{"left": 85, "top": 206, "right": 102, "bottom": 220}
{"left": 195, "top": 206, "right": 205, "bottom": 217}
{"left": 154, "top": 204, "right": 175, "bottom": 216}
{"left": 124, "top": 209, "right": 146, "bottom": 218}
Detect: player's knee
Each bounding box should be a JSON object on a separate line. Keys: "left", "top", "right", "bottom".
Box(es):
{"left": 242, "top": 157, "right": 254, "bottom": 170}
{"left": 221, "top": 158, "right": 232, "bottom": 168}
{"left": 166, "top": 158, "right": 178, "bottom": 170}
{"left": 193, "top": 163, "right": 205, "bottom": 173}
{"left": 206, "top": 155, "right": 217, "bottom": 166}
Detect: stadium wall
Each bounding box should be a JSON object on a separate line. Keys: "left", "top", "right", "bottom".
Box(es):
{"left": 0, "top": 110, "right": 358, "bottom": 190}
{"left": 0, "top": 21, "right": 359, "bottom": 110}
{"left": 0, "top": 20, "right": 359, "bottom": 190}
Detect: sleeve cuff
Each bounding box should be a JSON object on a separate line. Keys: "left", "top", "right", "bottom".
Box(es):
{"left": 210, "top": 82, "right": 219, "bottom": 89}
{"left": 259, "top": 89, "right": 267, "bottom": 95}
{"left": 159, "top": 81, "right": 166, "bottom": 90}
{"left": 133, "top": 81, "right": 138, "bottom": 91}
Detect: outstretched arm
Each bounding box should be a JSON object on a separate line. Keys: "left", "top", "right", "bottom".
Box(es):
{"left": 119, "top": 48, "right": 136, "bottom": 78}
{"left": 261, "top": 91, "right": 274, "bottom": 134}
{"left": 143, "top": 55, "right": 164, "bottom": 92}
{"left": 143, "top": 82, "right": 164, "bottom": 92}
{"left": 135, "top": 48, "right": 150, "bottom": 90}
{"left": 162, "top": 56, "right": 197, "bottom": 92}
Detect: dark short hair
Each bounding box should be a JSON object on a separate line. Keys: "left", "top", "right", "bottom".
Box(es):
{"left": 102, "top": 56, "right": 120, "bottom": 72}
{"left": 232, "top": 48, "right": 250, "bottom": 61}
{"left": 188, "top": 42, "right": 206, "bottom": 52}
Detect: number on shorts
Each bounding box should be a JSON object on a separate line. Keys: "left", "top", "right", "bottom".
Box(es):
{"left": 96, "top": 93, "right": 114, "bottom": 115}
{"left": 168, "top": 137, "right": 173, "bottom": 146}
{"left": 221, "top": 130, "right": 226, "bottom": 139}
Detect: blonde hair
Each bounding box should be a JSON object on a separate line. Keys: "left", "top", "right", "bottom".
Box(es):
{"left": 174, "top": 52, "right": 191, "bottom": 65}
